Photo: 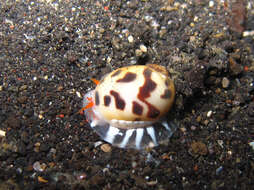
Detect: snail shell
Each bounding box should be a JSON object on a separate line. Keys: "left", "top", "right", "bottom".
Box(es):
{"left": 83, "top": 64, "right": 176, "bottom": 149}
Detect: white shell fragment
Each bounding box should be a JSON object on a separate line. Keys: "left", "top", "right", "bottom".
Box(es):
{"left": 249, "top": 142, "right": 254, "bottom": 150}
{"left": 0, "top": 129, "right": 6, "bottom": 137}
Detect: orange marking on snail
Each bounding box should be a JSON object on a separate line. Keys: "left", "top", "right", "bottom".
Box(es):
{"left": 56, "top": 114, "right": 65, "bottom": 118}
{"left": 80, "top": 96, "right": 98, "bottom": 122}
{"left": 91, "top": 78, "right": 100, "bottom": 85}
{"left": 79, "top": 78, "right": 100, "bottom": 115}
{"left": 79, "top": 97, "right": 94, "bottom": 115}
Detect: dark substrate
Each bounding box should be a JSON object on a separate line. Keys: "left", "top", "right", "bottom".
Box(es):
{"left": 0, "top": 0, "right": 254, "bottom": 189}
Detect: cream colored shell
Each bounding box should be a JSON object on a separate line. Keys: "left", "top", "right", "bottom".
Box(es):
{"left": 93, "top": 64, "right": 175, "bottom": 123}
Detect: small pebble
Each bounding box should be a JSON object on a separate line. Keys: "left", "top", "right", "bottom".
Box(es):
{"left": 135, "top": 49, "right": 143, "bottom": 56}
{"left": 222, "top": 77, "right": 230, "bottom": 88}
{"left": 107, "top": 56, "right": 112, "bottom": 64}
{"left": 100, "top": 143, "right": 112, "bottom": 152}
{"left": 0, "top": 129, "right": 6, "bottom": 137}
{"left": 34, "top": 142, "right": 41, "bottom": 147}
{"left": 209, "top": 1, "right": 214, "bottom": 7}
{"left": 191, "top": 125, "right": 197, "bottom": 130}
{"left": 132, "top": 161, "right": 137, "bottom": 168}
{"left": 76, "top": 172, "right": 87, "bottom": 180}
{"left": 57, "top": 86, "right": 64, "bottom": 91}
{"left": 147, "top": 179, "right": 158, "bottom": 186}
{"left": 16, "top": 168, "right": 23, "bottom": 174}
{"left": 159, "top": 26, "right": 167, "bottom": 37}
{"left": 34, "top": 142, "right": 40, "bottom": 152}
{"left": 203, "top": 120, "right": 209, "bottom": 125}
{"left": 215, "top": 88, "right": 221, "bottom": 94}
{"left": 180, "top": 127, "right": 187, "bottom": 133}
{"left": 102, "top": 168, "right": 110, "bottom": 173}
{"left": 193, "top": 16, "right": 198, "bottom": 22}
{"left": 229, "top": 57, "right": 243, "bottom": 75}
{"left": 243, "top": 30, "right": 254, "bottom": 37}
{"left": 150, "top": 20, "right": 159, "bottom": 29}
{"left": 49, "top": 148, "right": 56, "bottom": 154}
{"left": 236, "top": 157, "right": 241, "bottom": 163}
{"left": 207, "top": 110, "right": 212, "bottom": 117}
{"left": 94, "top": 141, "right": 103, "bottom": 147}
{"left": 196, "top": 115, "right": 202, "bottom": 122}
{"left": 191, "top": 141, "right": 208, "bottom": 155}
{"left": 217, "top": 140, "right": 224, "bottom": 148}
{"left": 140, "top": 44, "right": 147, "bottom": 53}
{"left": 216, "top": 166, "right": 223, "bottom": 175}
{"left": 33, "top": 161, "right": 47, "bottom": 172}
{"left": 249, "top": 142, "right": 254, "bottom": 150}
{"left": 128, "top": 35, "right": 134, "bottom": 43}
{"left": 38, "top": 176, "right": 48, "bottom": 183}
{"left": 76, "top": 91, "right": 81, "bottom": 98}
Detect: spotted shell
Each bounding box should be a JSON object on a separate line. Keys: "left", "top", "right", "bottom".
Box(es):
{"left": 83, "top": 64, "right": 176, "bottom": 149}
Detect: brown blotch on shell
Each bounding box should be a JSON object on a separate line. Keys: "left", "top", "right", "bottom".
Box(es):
{"left": 132, "top": 101, "right": 143, "bottom": 115}
{"left": 95, "top": 91, "right": 100, "bottom": 105}
{"left": 165, "top": 79, "right": 169, "bottom": 87}
{"left": 104, "top": 95, "right": 111, "bottom": 106}
{"left": 110, "top": 90, "right": 126, "bottom": 110}
{"left": 161, "top": 89, "right": 172, "bottom": 99}
{"left": 111, "top": 69, "right": 122, "bottom": 77}
{"left": 147, "top": 107, "right": 160, "bottom": 118}
{"left": 147, "top": 64, "right": 169, "bottom": 77}
{"left": 138, "top": 68, "right": 160, "bottom": 119}
{"left": 138, "top": 69, "right": 157, "bottom": 100}
{"left": 117, "top": 72, "right": 137, "bottom": 83}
